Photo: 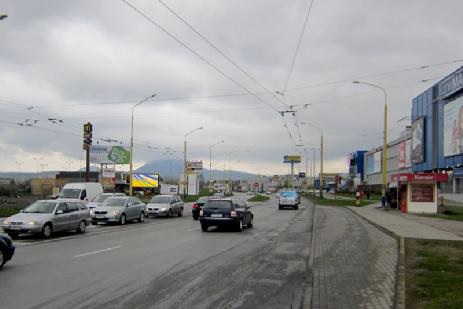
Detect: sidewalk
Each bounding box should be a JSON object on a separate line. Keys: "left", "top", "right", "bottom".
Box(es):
{"left": 348, "top": 203, "right": 463, "bottom": 241}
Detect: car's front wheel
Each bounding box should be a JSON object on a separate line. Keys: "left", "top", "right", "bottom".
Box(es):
{"left": 119, "top": 214, "right": 126, "bottom": 225}
{"left": 76, "top": 220, "right": 86, "bottom": 233}
{"left": 139, "top": 212, "right": 145, "bottom": 223}
{"left": 201, "top": 224, "right": 208, "bottom": 232}
{"left": 7, "top": 233, "right": 19, "bottom": 240}
{"left": 178, "top": 208, "right": 183, "bottom": 217}
{"left": 42, "top": 223, "right": 53, "bottom": 239}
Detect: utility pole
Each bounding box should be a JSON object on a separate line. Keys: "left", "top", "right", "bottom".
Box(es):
{"left": 16, "top": 161, "right": 24, "bottom": 180}
{"left": 83, "top": 122, "right": 93, "bottom": 182}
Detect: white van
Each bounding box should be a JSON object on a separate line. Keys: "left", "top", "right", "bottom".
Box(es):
{"left": 58, "top": 183, "right": 103, "bottom": 204}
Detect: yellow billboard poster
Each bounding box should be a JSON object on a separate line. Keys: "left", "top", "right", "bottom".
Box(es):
{"left": 131, "top": 173, "right": 159, "bottom": 188}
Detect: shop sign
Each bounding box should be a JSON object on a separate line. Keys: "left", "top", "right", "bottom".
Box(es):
{"left": 439, "top": 67, "right": 463, "bottom": 99}
{"left": 391, "top": 173, "right": 449, "bottom": 183}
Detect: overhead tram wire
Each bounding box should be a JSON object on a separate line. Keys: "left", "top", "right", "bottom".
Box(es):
{"left": 121, "top": 0, "right": 281, "bottom": 113}
{"left": 157, "top": 0, "right": 286, "bottom": 108}
{"left": 281, "top": 0, "right": 316, "bottom": 96}
{"left": 16, "top": 60, "right": 459, "bottom": 110}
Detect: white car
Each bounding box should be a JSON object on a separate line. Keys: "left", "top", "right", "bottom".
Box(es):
{"left": 278, "top": 191, "right": 300, "bottom": 210}
{"left": 87, "top": 193, "right": 126, "bottom": 209}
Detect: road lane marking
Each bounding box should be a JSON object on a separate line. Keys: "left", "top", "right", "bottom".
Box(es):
{"left": 74, "top": 246, "right": 121, "bottom": 258}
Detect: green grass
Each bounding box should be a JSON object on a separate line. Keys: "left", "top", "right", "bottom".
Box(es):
{"left": 304, "top": 194, "right": 376, "bottom": 207}
{"left": 247, "top": 194, "right": 270, "bottom": 202}
{"left": 418, "top": 206, "right": 463, "bottom": 222}
{"left": 406, "top": 239, "right": 463, "bottom": 309}
{"left": 0, "top": 207, "right": 22, "bottom": 217}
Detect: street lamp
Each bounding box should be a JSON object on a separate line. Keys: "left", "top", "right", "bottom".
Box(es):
{"left": 353, "top": 81, "right": 388, "bottom": 197}
{"left": 300, "top": 122, "right": 324, "bottom": 198}
{"left": 129, "top": 93, "right": 157, "bottom": 196}
{"left": 183, "top": 126, "right": 204, "bottom": 196}
{"left": 209, "top": 140, "right": 224, "bottom": 187}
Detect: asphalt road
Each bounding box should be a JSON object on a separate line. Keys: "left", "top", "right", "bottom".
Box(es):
{"left": 0, "top": 194, "right": 313, "bottom": 309}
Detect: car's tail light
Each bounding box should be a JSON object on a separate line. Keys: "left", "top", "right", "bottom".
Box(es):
{"left": 193, "top": 203, "right": 198, "bottom": 209}
{"left": 230, "top": 210, "right": 237, "bottom": 217}
{"left": 200, "top": 210, "right": 203, "bottom": 216}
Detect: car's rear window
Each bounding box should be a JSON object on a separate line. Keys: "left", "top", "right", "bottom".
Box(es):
{"left": 203, "top": 200, "right": 232, "bottom": 209}
{"left": 281, "top": 191, "right": 297, "bottom": 198}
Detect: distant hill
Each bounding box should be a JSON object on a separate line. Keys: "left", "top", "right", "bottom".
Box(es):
{"left": 136, "top": 159, "right": 260, "bottom": 181}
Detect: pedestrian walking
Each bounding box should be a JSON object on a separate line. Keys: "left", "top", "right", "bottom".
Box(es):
{"left": 381, "top": 195, "right": 386, "bottom": 208}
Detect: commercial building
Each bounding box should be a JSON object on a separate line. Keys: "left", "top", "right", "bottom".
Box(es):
{"left": 411, "top": 66, "right": 463, "bottom": 193}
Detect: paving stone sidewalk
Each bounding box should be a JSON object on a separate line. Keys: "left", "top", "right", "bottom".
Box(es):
{"left": 348, "top": 203, "right": 463, "bottom": 240}
{"left": 312, "top": 206, "right": 397, "bottom": 309}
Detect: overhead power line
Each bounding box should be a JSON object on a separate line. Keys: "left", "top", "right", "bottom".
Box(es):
{"left": 282, "top": 0, "right": 316, "bottom": 94}
{"left": 121, "top": 0, "right": 281, "bottom": 113}
{"left": 158, "top": 0, "right": 286, "bottom": 108}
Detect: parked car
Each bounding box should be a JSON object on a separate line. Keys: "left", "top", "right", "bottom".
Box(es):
{"left": 278, "top": 190, "right": 299, "bottom": 210}
{"left": 87, "top": 193, "right": 126, "bottom": 209}
{"left": 146, "top": 195, "right": 184, "bottom": 218}
{"left": 57, "top": 182, "right": 103, "bottom": 204}
{"left": 199, "top": 198, "right": 253, "bottom": 232}
{"left": 0, "top": 234, "right": 15, "bottom": 270}
{"left": 192, "top": 196, "right": 210, "bottom": 220}
{"left": 2, "top": 200, "right": 90, "bottom": 239}
{"left": 90, "top": 196, "right": 146, "bottom": 225}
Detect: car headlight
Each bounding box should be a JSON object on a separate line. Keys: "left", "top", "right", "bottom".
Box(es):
{"left": 90, "top": 210, "right": 95, "bottom": 215}
{"left": 161, "top": 208, "right": 167, "bottom": 211}
{"left": 112, "top": 210, "right": 121, "bottom": 216}
{"left": 3, "top": 219, "right": 10, "bottom": 225}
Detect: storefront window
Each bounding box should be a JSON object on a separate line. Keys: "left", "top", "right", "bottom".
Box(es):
{"left": 411, "top": 184, "right": 434, "bottom": 202}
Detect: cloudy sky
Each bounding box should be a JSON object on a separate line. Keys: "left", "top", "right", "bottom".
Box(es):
{"left": 1, "top": 0, "right": 462, "bottom": 176}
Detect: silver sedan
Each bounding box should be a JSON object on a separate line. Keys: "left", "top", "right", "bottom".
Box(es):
{"left": 2, "top": 200, "right": 90, "bottom": 239}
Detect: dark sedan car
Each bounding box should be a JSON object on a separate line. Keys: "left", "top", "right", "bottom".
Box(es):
{"left": 192, "top": 196, "right": 210, "bottom": 220}
{"left": 199, "top": 198, "right": 253, "bottom": 232}
{"left": 0, "top": 234, "right": 15, "bottom": 270}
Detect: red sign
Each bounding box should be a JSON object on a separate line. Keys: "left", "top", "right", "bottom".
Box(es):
{"left": 398, "top": 142, "right": 406, "bottom": 168}
{"left": 391, "top": 173, "right": 449, "bottom": 183}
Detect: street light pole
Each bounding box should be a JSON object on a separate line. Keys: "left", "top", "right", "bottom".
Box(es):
{"left": 300, "top": 122, "right": 324, "bottom": 198}
{"left": 183, "top": 127, "right": 204, "bottom": 197}
{"left": 129, "top": 94, "right": 156, "bottom": 196}
{"left": 16, "top": 161, "right": 24, "bottom": 180}
{"left": 353, "top": 81, "right": 388, "bottom": 197}
{"left": 209, "top": 140, "right": 224, "bottom": 188}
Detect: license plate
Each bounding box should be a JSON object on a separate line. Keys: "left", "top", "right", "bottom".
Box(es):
{"left": 96, "top": 215, "right": 105, "bottom": 219}
{"left": 211, "top": 214, "right": 223, "bottom": 218}
{"left": 10, "top": 226, "right": 21, "bottom": 230}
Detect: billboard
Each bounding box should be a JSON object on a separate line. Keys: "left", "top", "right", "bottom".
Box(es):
{"left": 131, "top": 173, "right": 159, "bottom": 188}
{"left": 284, "top": 155, "right": 301, "bottom": 163}
{"left": 90, "top": 145, "right": 131, "bottom": 164}
{"left": 398, "top": 142, "right": 406, "bottom": 168}
{"left": 102, "top": 167, "right": 115, "bottom": 178}
{"left": 373, "top": 151, "right": 381, "bottom": 173}
{"left": 405, "top": 139, "right": 412, "bottom": 167}
{"left": 411, "top": 118, "right": 424, "bottom": 163}
{"left": 443, "top": 95, "right": 463, "bottom": 157}
{"left": 398, "top": 140, "right": 412, "bottom": 169}
{"left": 186, "top": 160, "right": 203, "bottom": 170}
{"left": 366, "top": 153, "right": 374, "bottom": 175}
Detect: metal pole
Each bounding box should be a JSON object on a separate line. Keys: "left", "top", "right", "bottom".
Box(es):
{"left": 183, "top": 139, "right": 187, "bottom": 197}
{"left": 209, "top": 146, "right": 212, "bottom": 187}
{"left": 129, "top": 106, "right": 134, "bottom": 195}
{"left": 383, "top": 95, "right": 388, "bottom": 197}
{"left": 320, "top": 134, "right": 324, "bottom": 199}
{"left": 85, "top": 145, "right": 90, "bottom": 182}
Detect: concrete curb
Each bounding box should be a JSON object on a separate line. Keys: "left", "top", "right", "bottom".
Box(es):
{"left": 344, "top": 207, "right": 405, "bottom": 309}
{"left": 302, "top": 198, "right": 316, "bottom": 309}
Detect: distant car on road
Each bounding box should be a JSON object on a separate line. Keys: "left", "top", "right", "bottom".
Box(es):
{"left": 0, "top": 234, "right": 15, "bottom": 270}
{"left": 192, "top": 196, "right": 210, "bottom": 220}
{"left": 2, "top": 200, "right": 90, "bottom": 239}
{"left": 199, "top": 198, "right": 253, "bottom": 232}
{"left": 90, "top": 196, "right": 146, "bottom": 225}
{"left": 87, "top": 193, "right": 126, "bottom": 209}
{"left": 146, "top": 195, "right": 184, "bottom": 218}
{"left": 278, "top": 190, "right": 299, "bottom": 210}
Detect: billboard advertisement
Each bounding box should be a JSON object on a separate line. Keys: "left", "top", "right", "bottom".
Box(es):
{"left": 398, "top": 142, "right": 406, "bottom": 168}
{"left": 131, "top": 173, "right": 159, "bottom": 188}
{"left": 186, "top": 160, "right": 203, "bottom": 170}
{"left": 443, "top": 95, "right": 463, "bottom": 157}
{"left": 405, "top": 139, "right": 412, "bottom": 167}
{"left": 90, "top": 145, "right": 131, "bottom": 164}
{"left": 366, "top": 154, "right": 374, "bottom": 175}
{"left": 284, "top": 155, "right": 301, "bottom": 163}
{"left": 411, "top": 118, "right": 424, "bottom": 163}
{"left": 373, "top": 151, "right": 382, "bottom": 173}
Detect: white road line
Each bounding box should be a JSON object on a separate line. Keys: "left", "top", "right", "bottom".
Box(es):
{"left": 74, "top": 246, "right": 121, "bottom": 258}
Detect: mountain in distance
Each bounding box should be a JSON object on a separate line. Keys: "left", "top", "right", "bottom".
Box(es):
{"left": 135, "top": 159, "right": 261, "bottom": 181}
